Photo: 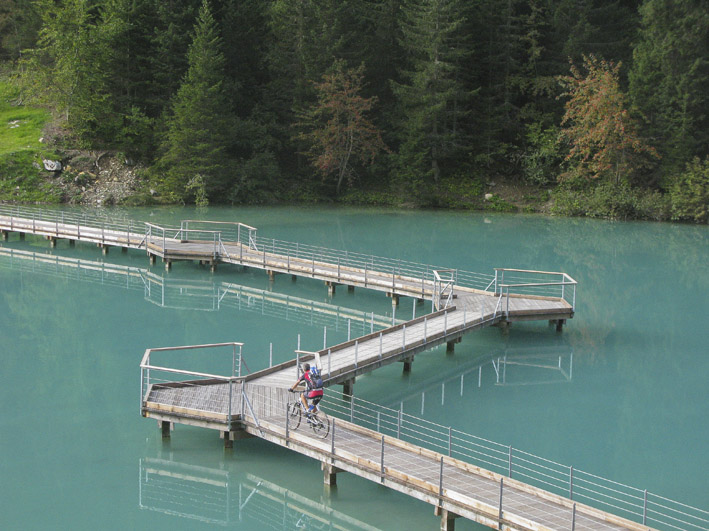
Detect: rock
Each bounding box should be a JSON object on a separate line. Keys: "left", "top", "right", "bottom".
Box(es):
{"left": 39, "top": 137, "right": 44, "bottom": 143}
{"left": 484, "top": 193, "right": 494, "bottom": 201}
{"left": 43, "top": 159, "right": 62, "bottom": 172}
{"left": 32, "top": 161, "right": 41, "bottom": 170}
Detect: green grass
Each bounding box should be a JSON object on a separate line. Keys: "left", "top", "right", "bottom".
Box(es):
{"left": 0, "top": 79, "right": 62, "bottom": 202}
{"left": 0, "top": 81, "right": 51, "bottom": 155}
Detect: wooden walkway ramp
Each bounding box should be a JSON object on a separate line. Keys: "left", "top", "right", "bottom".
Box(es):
{"left": 141, "top": 378, "right": 652, "bottom": 531}
{"left": 0, "top": 205, "right": 576, "bottom": 327}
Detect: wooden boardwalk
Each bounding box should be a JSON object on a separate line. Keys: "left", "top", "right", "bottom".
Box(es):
{"left": 142, "top": 382, "right": 651, "bottom": 531}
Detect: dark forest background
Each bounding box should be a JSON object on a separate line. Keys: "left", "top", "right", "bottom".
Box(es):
{"left": 1, "top": 0, "right": 707, "bottom": 222}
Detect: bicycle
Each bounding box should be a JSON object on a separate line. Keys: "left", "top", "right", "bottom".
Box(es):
{"left": 288, "top": 391, "right": 330, "bottom": 439}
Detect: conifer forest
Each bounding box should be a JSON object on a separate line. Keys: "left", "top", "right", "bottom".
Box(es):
{"left": 0, "top": 0, "right": 707, "bottom": 222}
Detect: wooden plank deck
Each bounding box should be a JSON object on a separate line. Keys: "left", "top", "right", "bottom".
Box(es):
{"left": 142, "top": 383, "right": 651, "bottom": 530}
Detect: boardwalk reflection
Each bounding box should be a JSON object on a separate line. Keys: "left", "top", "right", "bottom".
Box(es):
{"left": 139, "top": 457, "right": 380, "bottom": 530}
{"left": 0, "top": 246, "right": 395, "bottom": 333}
{"left": 384, "top": 344, "right": 573, "bottom": 415}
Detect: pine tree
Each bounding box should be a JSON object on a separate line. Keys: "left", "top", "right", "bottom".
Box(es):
{"left": 392, "top": 0, "right": 472, "bottom": 187}
{"left": 19, "top": 0, "right": 117, "bottom": 143}
{"left": 629, "top": 0, "right": 709, "bottom": 179}
{"left": 156, "top": 0, "right": 232, "bottom": 201}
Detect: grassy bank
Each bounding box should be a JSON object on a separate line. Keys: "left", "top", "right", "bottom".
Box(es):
{"left": 0, "top": 80, "right": 62, "bottom": 202}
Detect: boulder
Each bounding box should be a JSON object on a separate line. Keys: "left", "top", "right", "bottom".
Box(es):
{"left": 43, "top": 159, "right": 62, "bottom": 172}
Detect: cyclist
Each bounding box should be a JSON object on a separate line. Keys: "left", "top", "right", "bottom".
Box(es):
{"left": 290, "top": 362, "right": 324, "bottom": 418}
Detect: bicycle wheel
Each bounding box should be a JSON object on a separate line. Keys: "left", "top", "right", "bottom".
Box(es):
{"left": 311, "top": 410, "right": 330, "bottom": 439}
{"left": 288, "top": 401, "right": 302, "bottom": 430}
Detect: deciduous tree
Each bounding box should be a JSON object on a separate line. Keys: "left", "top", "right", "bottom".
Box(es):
{"left": 558, "top": 55, "right": 657, "bottom": 184}
{"left": 298, "top": 60, "right": 387, "bottom": 195}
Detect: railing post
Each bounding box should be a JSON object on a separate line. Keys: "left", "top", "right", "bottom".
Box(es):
{"left": 240, "top": 380, "right": 245, "bottom": 418}
{"left": 379, "top": 332, "right": 383, "bottom": 360}
{"left": 347, "top": 319, "right": 351, "bottom": 341}
{"left": 350, "top": 398, "right": 354, "bottom": 422}
{"left": 448, "top": 427, "right": 452, "bottom": 457}
{"left": 572, "top": 503, "right": 576, "bottom": 531}
{"left": 285, "top": 402, "right": 290, "bottom": 444}
{"left": 354, "top": 340, "right": 358, "bottom": 368}
{"left": 296, "top": 352, "right": 300, "bottom": 379}
{"left": 269, "top": 343, "right": 273, "bottom": 368}
{"left": 499, "top": 478, "right": 504, "bottom": 522}
{"left": 338, "top": 258, "right": 340, "bottom": 282}
{"left": 370, "top": 312, "right": 374, "bottom": 334}
{"left": 397, "top": 407, "right": 402, "bottom": 438}
{"left": 439, "top": 456, "right": 444, "bottom": 498}
{"left": 323, "top": 326, "right": 327, "bottom": 349}
{"left": 508, "top": 446, "right": 512, "bottom": 477}
{"left": 402, "top": 324, "right": 406, "bottom": 351}
{"left": 380, "top": 436, "right": 385, "bottom": 482}
{"left": 643, "top": 490, "right": 648, "bottom": 525}
{"left": 227, "top": 379, "right": 233, "bottom": 426}
{"left": 424, "top": 316, "right": 427, "bottom": 343}
{"left": 327, "top": 349, "right": 331, "bottom": 376}
{"left": 331, "top": 418, "right": 336, "bottom": 455}
{"left": 569, "top": 465, "right": 574, "bottom": 499}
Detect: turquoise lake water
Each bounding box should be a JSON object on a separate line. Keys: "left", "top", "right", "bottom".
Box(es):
{"left": 1, "top": 206, "right": 707, "bottom": 530}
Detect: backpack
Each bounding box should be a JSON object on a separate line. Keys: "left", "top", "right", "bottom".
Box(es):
{"left": 310, "top": 366, "right": 323, "bottom": 389}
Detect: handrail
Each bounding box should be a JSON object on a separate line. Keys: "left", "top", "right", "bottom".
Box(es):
{"left": 320, "top": 390, "right": 708, "bottom": 531}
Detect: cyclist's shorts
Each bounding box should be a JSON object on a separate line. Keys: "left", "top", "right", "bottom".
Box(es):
{"left": 306, "top": 389, "right": 323, "bottom": 399}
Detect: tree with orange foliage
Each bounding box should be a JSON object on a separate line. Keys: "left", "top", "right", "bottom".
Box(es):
{"left": 298, "top": 60, "right": 388, "bottom": 195}
{"left": 558, "top": 55, "right": 658, "bottom": 184}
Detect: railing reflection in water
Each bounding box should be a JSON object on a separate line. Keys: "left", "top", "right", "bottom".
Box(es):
{"left": 138, "top": 457, "right": 380, "bottom": 530}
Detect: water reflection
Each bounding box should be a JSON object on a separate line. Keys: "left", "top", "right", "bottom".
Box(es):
{"left": 385, "top": 344, "right": 573, "bottom": 416}
{"left": 0, "top": 245, "right": 394, "bottom": 334}
{"left": 138, "top": 457, "right": 380, "bottom": 530}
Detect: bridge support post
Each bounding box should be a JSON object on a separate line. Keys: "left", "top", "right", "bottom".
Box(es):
{"left": 322, "top": 462, "right": 342, "bottom": 487}
{"left": 402, "top": 356, "right": 414, "bottom": 373}
{"left": 388, "top": 293, "right": 400, "bottom": 307}
{"left": 326, "top": 281, "right": 337, "bottom": 296}
{"left": 19, "top": 232, "right": 25, "bottom": 240}
{"left": 446, "top": 338, "right": 461, "bottom": 355}
{"left": 496, "top": 320, "right": 511, "bottom": 335}
{"left": 434, "top": 508, "right": 459, "bottom": 531}
{"left": 342, "top": 378, "right": 355, "bottom": 396}
{"left": 0, "top": 230, "right": 7, "bottom": 241}
{"left": 101, "top": 244, "right": 109, "bottom": 255}
{"left": 49, "top": 237, "right": 57, "bottom": 248}
{"left": 158, "top": 420, "right": 172, "bottom": 438}
{"left": 210, "top": 261, "right": 217, "bottom": 273}
{"left": 348, "top": 285, "right": 355, "bottom": 293}
{"left": 69, "top": 239, "right": 75, "bottom": 247}
{"left": 267, "top": 270, "right": 276, "bottom": 282}
{"left": 148, "top": 254, "right": 156, "bottom": 265}
{"left": 164, "top": 260, "right": 171, "bottom": 271}
{"left": 121, "top": 247, "right": 128, "bottom": 253}
{"left": 550, "top": 319, "right": 565, "bottom": 332}
{"left": 220, "top": 431, "right": 233, "bottom": 449}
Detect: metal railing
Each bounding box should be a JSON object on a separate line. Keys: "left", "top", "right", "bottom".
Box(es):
{"left": 320, "top": 390, "right": 708, "bottom": 531}
{"left": 494, "top": 268, "right": 578, "bottom": 314}
{"left": 145, "top": 222, "right": 224, "bottom": 260}
{"left": 1, "top": 205, "right": 577, "bottom": 309}
{"left": 0, "top": 203, "right": 146, "bottom": 247}
{"left": 433, "top": 269, "right": 457, "bottom": 310}
{"left": 140, "top": 342, "right": 249, "bottom": 424}
{"left": 248, "top": 233, "right": 494, "bottom": 291}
